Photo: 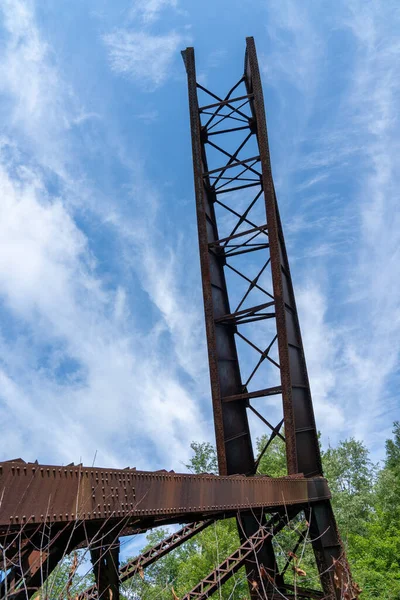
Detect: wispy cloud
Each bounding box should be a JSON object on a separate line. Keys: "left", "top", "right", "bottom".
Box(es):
{"left": 263, "top": 0, "right": 400, "bottom": 451}
{"left": 337, "top": 0, "right": 400, "bottom": 444}
{"left": 134, "top": 109, "right": 159, "bottom": 123}
{"left": 0, "top": 0, "right": 208, "bottom": 470}
{"left": 129, "top": 0, "right": 178, "bottom": 24}
{"left": 103, "top": 30, "right": 184, "bottom": 89}
{"left": 297, "top": 282, "right": 345, "bottom": 435}
{"left": 0, "top": 143, "right": 207, "bottom": 468}
{"left": 0, "top": 0, "right": 79, "bottom": 175}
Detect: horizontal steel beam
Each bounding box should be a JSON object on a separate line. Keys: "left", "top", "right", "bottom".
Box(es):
{"left": 0, "top": 460, "right": 330, "bottom": 532}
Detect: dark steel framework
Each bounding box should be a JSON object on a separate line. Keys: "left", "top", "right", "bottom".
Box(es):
{"left": 182, "top": 36, "right": 352, "bottom": 598}
{"left": 0, "top": 38, "right": 357, "bottom": 600}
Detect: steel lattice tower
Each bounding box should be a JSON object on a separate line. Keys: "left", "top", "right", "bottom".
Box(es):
{"left": 182, "top": 37, "right": 353, "bottom": 599}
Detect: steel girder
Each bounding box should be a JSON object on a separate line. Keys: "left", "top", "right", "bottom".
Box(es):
{"left": 0, "top": 459, "right": 330, "bottom": 599}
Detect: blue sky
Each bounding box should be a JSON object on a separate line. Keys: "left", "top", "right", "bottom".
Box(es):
{"left": 0, "top": 0, "right": 398, "bottom": 473}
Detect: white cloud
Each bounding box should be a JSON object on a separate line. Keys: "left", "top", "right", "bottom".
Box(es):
{"left": 262, "top": 0, "right": 400, "bottom": 451}
{"left": 134, "top": 109, "right": 159, "bottom": 123}
{"left": 103, "top": 30, "right": 184, "bottom": 89}
{"left": 296, "top": 282, "right": 345, "bottom": 435}
{"left": 0, "top": 148, "right": 207, "bottom": 469}
{"left": 129, "top": 0, "right": 178, "bottom": 24}
{"left": 0, "top": 1, "right": 209, "bottom": 470}
{"left": 0, "top": 0, "right": 78, "bottom": 175}
{"left": 338, "top": 0, "right": 400, "bottom": 443}
{"left": 262, "top": 0, "right": 323, "bottom": 101}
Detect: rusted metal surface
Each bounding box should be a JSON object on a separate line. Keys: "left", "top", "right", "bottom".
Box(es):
{"left": 78, "top": 520, "right": 214, "bottom": 600}
{"left": 183, "top": 47, "right": 254, "bottom": 478}
{"left": 90, "top": 535, "right": 120, "bottom": 600}
{"left": 281, "top": 585, "right": 324, "bottom": 599}
{"left": 0, "top": 461, "right": 330, "bottom": 530}
{"left": 180, "top": 511, "right": 295, "bottom": 600}
{"left": 118, "top": 520, "right": 212, "bottom": 583}
{"left": 244, "top": 37, "right": 321, "bottom": 479}
{"left": 0, "top": 548, "right": 47, "bottom": 599}
{"left": 182, "top": 37, "right": 353, "bottom": 598}
{"left": 181, "top": 521, "right": 274, "bottom": 599}
{"left": 244, "top": 36, "right": 349, "bottom": 598}
{"left": 0, "top": 523, "right": 84, "bottom": 600}
{"left": 182, "top": 42, "right": 282, "bottom": 598}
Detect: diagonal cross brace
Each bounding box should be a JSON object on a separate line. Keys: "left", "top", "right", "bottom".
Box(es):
{"left": 78, "top": 520, "right": 214, "bottom": 599}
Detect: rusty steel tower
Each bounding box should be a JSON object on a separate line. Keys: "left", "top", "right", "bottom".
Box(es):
{"left": 0, "top": 38, "right": 357, "bottom": 600}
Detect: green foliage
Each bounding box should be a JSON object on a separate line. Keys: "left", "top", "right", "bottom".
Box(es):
{"left": 349, "top": 515, "right": 400, "bottom": 599}
{"left": 255, "top": 434, "right": 287, "bottom": 477}
{"left": 121, "top": 521, "right": 247, "bottom": 600}
{"left": 255, "top": 435, "right": 321, "bottom": 590}
{"left": 173, "top": 520, "right": 248, "bottom": 599}
{"left": 322, "top": 438, "right": 376, "bottom": 539}
{"left": 184, "top": 441, "right": 218, "bottom": 474}
{"left": 344, "top": 422, "right": 400, "bottom": 599}
{"left": 32, "top": 551, "right": 93, "bottom": 599}
{"left": 121, "top": 528, "right": 189, "bottom": 599}
{"left": 385, "top": 421, "right": 400, "bottom": 472}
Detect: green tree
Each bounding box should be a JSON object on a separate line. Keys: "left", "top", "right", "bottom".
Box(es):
{"left": 385, "top": 421, "right": 400, "bottom": 472}
{"left": 121, "top": 528, "right": 191, "bottom": 600}
{"left": 185, "top": 441, "right": 218, "bottom": 474}
{"left": 32, "top": 551, "right": 93, "bottom": 599}
{"left": 255, "top": 434, "right": 286, "bottom": 477}
{"left": 322, "top": 438, "right": 376, "bottom": 539}
{"left": 347, "top": 423, "right": 400, "bottom": 599}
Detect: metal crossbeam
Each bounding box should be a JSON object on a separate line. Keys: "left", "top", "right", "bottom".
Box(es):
{"left": 0, "top": 461, "right": 330, "bottom": 530}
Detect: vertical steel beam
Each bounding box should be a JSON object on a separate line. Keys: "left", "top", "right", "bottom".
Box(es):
{"left": 78, "top": 521, "right": 214, "bottom": 600}
{"left": 90, "top": 536, "right": 120, "bottom": 600}
{"left": 1, "top": 526, "right": 81, "bottom": 600}
{"left": 244, "top": 37, "right": 321, "bottom": 478}
{"left": 183, "top": 45, "right": 281, "bottom": 597}
{"left": 244, "top": 36, "right": 345, "bottom": 597}
{"left": 182, "top": 46, "right": 254, "bottom": 477}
